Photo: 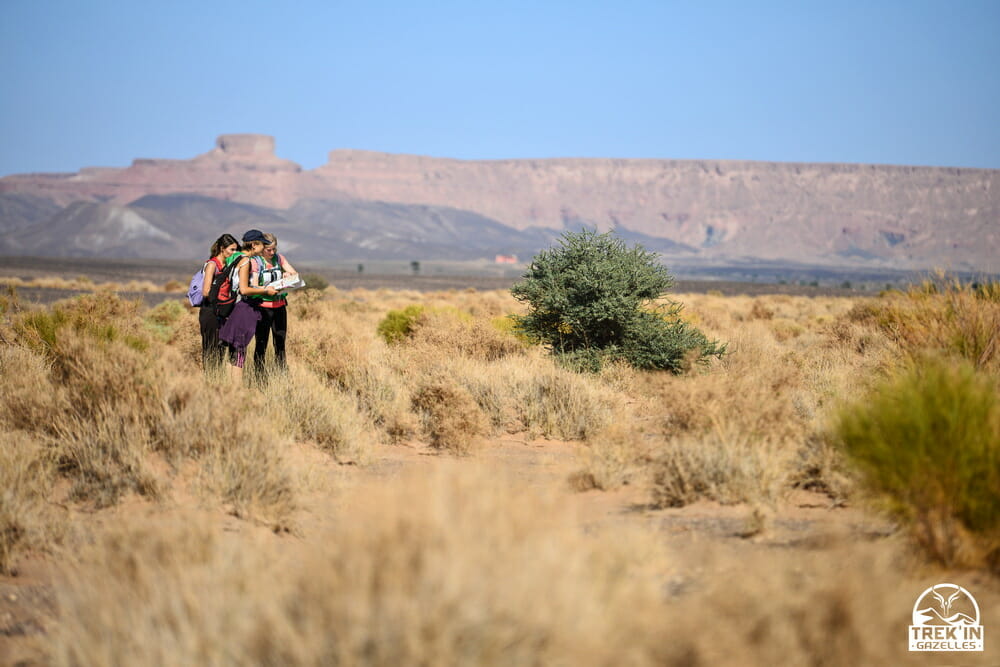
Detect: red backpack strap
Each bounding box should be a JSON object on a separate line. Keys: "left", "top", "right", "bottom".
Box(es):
{"left": 210, "top": 257, "right": 225, "bottom": 272}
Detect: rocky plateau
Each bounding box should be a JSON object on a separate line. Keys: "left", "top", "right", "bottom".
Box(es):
{"left": 1, "top": 134, "right": 997, "bottom": 273}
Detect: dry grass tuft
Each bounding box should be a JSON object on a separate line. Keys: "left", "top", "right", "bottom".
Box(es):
{"left": 0, "top": 293, "right": 307, "bottom": 534}
{"left": 452, "top": 356, "right": 622, "bottom": 440}
{"left": 263, "top": 364, "right": 377, "bottom": 464}
{"left": 649, "top": 428, "right": 795, "bottom": 508}
{"left": 572, "top": 420, "right": 654, "bottom": 491}
{"left": 408, "top": 308, "right": 526, "bottom": 361}
{"left": 846, "top": 281, "right": 1000, "bottom": 372}
{"left": 201, "top": 436, "right": 298, "bottom": 532}
{"left": 298, "top": 313, "right": 417, "bottom": 442}
{"left": 412, "top": 381, "right": 487, "bottom": 454}
{"left": 0, "top": 431, "right": 63, "bottom": 575}
{"left": 0, "top": 344, "right": 66, "bottom": 432}
{"left": 52, "top": 406, "right": 163, "bottom": 508}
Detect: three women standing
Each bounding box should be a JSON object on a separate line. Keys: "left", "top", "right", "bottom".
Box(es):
{"left": 201, "top": 229, "right": 301, "bottom": 382}
{"left": 218, "top": 229, "right": 278, "bottom": 381}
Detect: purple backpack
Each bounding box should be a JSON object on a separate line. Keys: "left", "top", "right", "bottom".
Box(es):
{"left": 187, "top": 263, "right": 207, "bottom": 307}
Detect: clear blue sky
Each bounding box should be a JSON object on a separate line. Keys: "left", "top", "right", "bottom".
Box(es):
{"left": 2, "top": 0, "right": 998, "bottom": 176}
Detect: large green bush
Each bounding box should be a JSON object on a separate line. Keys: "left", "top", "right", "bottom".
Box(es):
{"left": 510, "top": 229, "right": 724, "bottom": 372}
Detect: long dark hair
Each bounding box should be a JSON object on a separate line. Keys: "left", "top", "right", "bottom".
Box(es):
{"left": 209, "top": 234, "right": 238, "bottom": 259}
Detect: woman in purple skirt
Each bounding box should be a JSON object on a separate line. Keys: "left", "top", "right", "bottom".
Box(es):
{"left": 219, "top": 229, "right": 278, "bottom": 381}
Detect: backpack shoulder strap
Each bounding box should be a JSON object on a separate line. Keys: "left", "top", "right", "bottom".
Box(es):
{"left": 208, "top": 257, "right": 238, "bottom": 302}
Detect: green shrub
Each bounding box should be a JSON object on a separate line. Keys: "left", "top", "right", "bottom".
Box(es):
{"left": 973, "top": 281, "right": 1000, "bottom": 303}
{"left": 377, "top": 305, "right": 426, "bottom": 344}
{"left": 831, "top": 357, "right": 1000, "bottom": 570}
{"left": 510, "top": 229, "right": 725, "bottom": 372}
{"left": 14, "top": 292, "right": 150, "bottom": 356}
{"left": 491, "top": 315, "right": 531, "bottom": 344}
{"left": 301, "top": 273, "right": 329, "bottom": 292}
{"left": 144, "top": 299, "right": 188, "bottom": 341}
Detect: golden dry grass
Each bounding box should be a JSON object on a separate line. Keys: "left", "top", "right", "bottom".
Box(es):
{"left": 43, "top": 465, "right": 1000, "bottom": 667}
{"left": 1, "top": 281, "right": 999, "bottom": 665}
{"left": 0, "top": 275, "right": 169, "bottom": 293}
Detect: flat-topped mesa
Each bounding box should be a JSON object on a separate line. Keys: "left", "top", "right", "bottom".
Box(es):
{"left": 0, "top": 134, "right": 307, "bottom": 207}
{"left": 195, "top": 134, "right": 302, "bottom": 173}
{"left": 216, "top": 134, "right": 277, "bottom": 158}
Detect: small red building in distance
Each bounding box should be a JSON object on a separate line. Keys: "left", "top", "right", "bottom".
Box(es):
{"left": 494, "top": 254, "right": 518, "bottom": 264}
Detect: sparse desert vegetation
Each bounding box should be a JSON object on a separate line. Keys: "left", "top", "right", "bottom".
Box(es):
{"left": 1, "top": 272, "right": 998, "bottom": 665}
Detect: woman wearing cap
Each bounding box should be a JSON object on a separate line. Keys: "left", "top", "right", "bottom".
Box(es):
{"left": 219, "top": 229, "right": 278, "bottom": 380}
{"left": 251, "top": 232, "right": 297, "bottom": 375}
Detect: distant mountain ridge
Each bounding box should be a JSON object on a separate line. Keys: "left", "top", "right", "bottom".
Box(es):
{"left": 1, "top": 134, "right": 997, "bottom": 270}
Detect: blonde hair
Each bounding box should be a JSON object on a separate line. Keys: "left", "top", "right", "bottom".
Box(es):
{"left": 263, "top": 233, "right": 277, "bottom": 247}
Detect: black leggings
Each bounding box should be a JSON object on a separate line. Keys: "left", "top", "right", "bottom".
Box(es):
{"left": 253, "top": 305, "right": 287, "bottom": 372}
{"left": 200, "top": 305, "right": 235, "bottom": 369}
{"left": 199, "top": 305, "right": 224, "bottom": 368}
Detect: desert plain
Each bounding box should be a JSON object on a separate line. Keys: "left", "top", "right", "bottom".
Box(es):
{"left": 1, "top": 259, "right": 998, "bottom": 666}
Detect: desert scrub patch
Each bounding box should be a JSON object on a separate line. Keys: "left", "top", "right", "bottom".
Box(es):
{"left": 453, "top": 357, "right": 620, "bottom": 440}
{"left": 749, "top": 299, "right": 775, "bottom": 320}
{"left": 13, "top": 291, "right": 151, "bottom": 356}
{"left": 0, "top": 431, "right": 63, "bottom": 575}
{"left": 0, "top": 284, "right": 21, "bottom": 314}
{"left": 769, "top": 318, "right": 805, "bottom": 342}
{"left": 264, "top": 365, "right": 376, "bottom": 464}
{"left": 51, "top": 406, "right": 163, "bottom": 508}
{"left": 51, "top": 470, "right": 666, "bottom": 666}
{"left": 844, "top": 283, "right": 1000, "bottom": 371}
{"left": 154, "top": 374, "right": 252, "bottom": 462}
{"left": 408, "top": 309, "right": 526, "bottom": 361}
{"left": 490, "top": 314, "right": 533, "bottom": 344}
{"left": 972, "top": 280, "right": 1000, "bottom": 302}
{"left": 411, "top": 380, "right": 487, "bottom": 454}
{"left": 830, "top": 357, "right": 1000, "bottom": 570}
{"left": 649, "top": 429, "right": 796, "bottom": 508}
{"left": 376, "top": 304, "right": 426, "bottom": 343}
{"left": 309, "top": 334, "right": 416, "bottom": 442}
{"left": 203, "top": 435, "right": 298, "bottom": 532}
{"left": 0, "top": 327, "right": 170, "bottom": 509}
{"left": 48, "top": 329, "right": 163, "bottom": 427}
{"left": 571, "top": 420, "right": 653, "bottom": 491}
{"left": 0, "top": 344, "right": 66, "bottom": 433}
{"left": 143, "top": 298, "right": 188, "bottom": 342}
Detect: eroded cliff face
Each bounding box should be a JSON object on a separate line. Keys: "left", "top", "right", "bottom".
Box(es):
{"left": 314, "top": 151, "right": 999, "bottom": 269}
{"left": 2, "top": 135, "right": 997, "bottom": 269}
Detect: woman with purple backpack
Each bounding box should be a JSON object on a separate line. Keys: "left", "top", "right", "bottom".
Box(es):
{"left": 218, "top": 229, "right": 278, "bottom": 381}
{"left": 198, "top": 233, "right": 238, "bottom": 370}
